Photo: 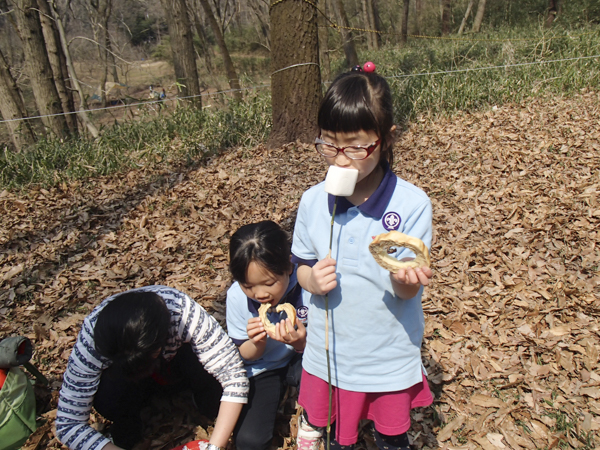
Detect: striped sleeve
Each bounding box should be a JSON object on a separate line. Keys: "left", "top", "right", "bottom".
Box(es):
{"left": 162, "top": 288, "right": 249, "bottom": 403}
{"left": 55, "top": 316, "right": 111, "bottom": 450}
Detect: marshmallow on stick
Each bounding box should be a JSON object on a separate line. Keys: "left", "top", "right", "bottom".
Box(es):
{"left": 324, "top": 166, "right": 359, "bottom": 196}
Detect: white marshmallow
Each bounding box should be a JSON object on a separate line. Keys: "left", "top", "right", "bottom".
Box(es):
{"left": 324, "top": 166, "right": 358, "bottom": 197}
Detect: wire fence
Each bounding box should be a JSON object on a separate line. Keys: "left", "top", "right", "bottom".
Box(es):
{"left": 1, "top": 52, "right": 599, "bottom": 125}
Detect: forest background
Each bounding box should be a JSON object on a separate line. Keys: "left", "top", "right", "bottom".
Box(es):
{"left": 0, "top": 0, "right": 599, "bottom": 188}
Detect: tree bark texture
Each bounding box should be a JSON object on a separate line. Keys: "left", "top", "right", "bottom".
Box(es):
{"left": 38, "top": 0, "right": 77, "bottom": 134}
{"left": 458, "top": 0, "right": 474, "bottom": 34}
{"left": 100, "top": 1, "right": 112, "bottom": 107}
{"left": 191, "top": 5, "right": 214, "bottom": 73}
{"left": 441, "top": 0, "right": 452, "bottom": 35}
{"left": 160, "top": 0, "right": 201, "bottom": 107}
{"left": 106, "top": 34, "right": 119, "bottom": 83}
{"left": 368, "top": 0, "right": 380, "bottom": 49}
{"left": 0, "top": 48, "right": 36, "bottom": 150}
{"left": 371, "top": 0, "right": 382, "bottom": 47}
{"left": 472, "top": 0, "right": 486, "bottom": 33}
{"left": 14, "top": 0, "right": 69, "bottom": 138}
{"left": 318, "top": 0, "right": 331, "bottom": 81}
{"left": 198, "top": 0, "right": 242, "bottom": 100}
{"left": 415, "top": 0, "right": 422, "bottom": 35}
{"left": 361, "top": 0, "right": 378, "bottom": 50}
{"left": 332, "top": 0, "right": 359, "bottom": 68}
{"left": 49, "top": 0, "right": 99, "bottom": 138}
{"left": 401, "top": 0, "right": 410, "bottom": 43}
{"left": 268, "top": 0, "right": 321, "bottom": 148}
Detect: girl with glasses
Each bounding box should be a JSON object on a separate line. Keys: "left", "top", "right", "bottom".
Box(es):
{"left": 291, "top": 66, "right": 434, "bottom": 450}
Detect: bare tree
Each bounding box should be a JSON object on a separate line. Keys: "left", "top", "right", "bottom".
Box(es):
{"left": 12, "top": 0, "right": 70, "bottom": 138}
{"left": 401, "top": 0, "right": 409, "bottom": 43}
{"left": 196, "top": 0, "right": 241, "bottom": 100}
{"left": 189, "top": 8, "right": 214, "bottom": 73}
{"left": 37, "top": 0, "right": 77, "bottom": 133}
{"left": 441, "top": 0, "right": 451, "bottom": 35}
{"left": 472, "top": 0, "right": 486, "bottom": 33}
{"left": 48, "top": 0, "right": 99, "bottom": 138}
{"left": 159, "top": 0, "right": 201, "bottom": 107}
{"left": 84, "top": 0, "right": 114, "bottom": 107}
{"left": 332, "top": 0, "right": 358, "bottom": 68}
{"left": 268, "top": 0, "right": 321, "bottom": 147}
{"left": 0, "top": 47, "right": 36, "bottom": 150}
{"left": 361, "top": 0, "right": 379, "bottom": 50}
{"left": 458, "top": 0, "right": 474, "bottom": 34}
{"left": 245, "top": 0, "right": 270, "bottom": 51}
{"left": 414, "top": 0, "right": 422, "bottom": 36}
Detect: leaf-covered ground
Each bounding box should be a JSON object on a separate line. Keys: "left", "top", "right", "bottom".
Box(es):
{"left": 1, "top": 90, "right": 599, "bottom": 450}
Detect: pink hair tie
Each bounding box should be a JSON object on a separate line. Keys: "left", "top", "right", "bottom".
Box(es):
{"left": 363, "top": 62, "right": 376, "bottom": 73}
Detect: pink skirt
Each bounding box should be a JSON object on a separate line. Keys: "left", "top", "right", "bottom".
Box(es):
{"left": 298, "top": 369, "right": 433, "bottom": 445}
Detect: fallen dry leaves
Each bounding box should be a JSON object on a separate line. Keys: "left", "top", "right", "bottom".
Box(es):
{"left": 1, "top": 90, "right": 599, "bottom": 450}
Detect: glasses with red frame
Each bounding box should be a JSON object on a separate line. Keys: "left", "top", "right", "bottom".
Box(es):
{"left": 314, "top": 137, "right": 381, "bottom": 160}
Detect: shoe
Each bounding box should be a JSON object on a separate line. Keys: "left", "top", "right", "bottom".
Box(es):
{"left": 297, "top": 414, "right": 323, "bottom": 450}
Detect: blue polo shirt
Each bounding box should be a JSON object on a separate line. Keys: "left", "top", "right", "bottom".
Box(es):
{"left": 291, "top": 164, "right": 432, "bottom": 392}
{"left": 226, "top": 267, "right": 309, "bottom": 378}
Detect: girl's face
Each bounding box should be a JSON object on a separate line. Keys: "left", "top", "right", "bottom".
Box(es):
{"left": 320, "top": 129, "right": 381, "bottom": 184}
{"left": 240, "top": 261, "right": 291, "bottom": 305}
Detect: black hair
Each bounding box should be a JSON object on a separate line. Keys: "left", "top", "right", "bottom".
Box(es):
{"left": 229, "top": 220, "right": 292, "bottom": 284}
{"left": 95, "top": 291, "right": 170, "bottom": 379}
{"left": 318, "top": 71, "right": 395, "bottom": 167}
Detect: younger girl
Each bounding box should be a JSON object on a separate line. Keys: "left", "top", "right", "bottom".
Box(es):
{"left": 226, "top": 220, "right": 308, "bottom": 450}
{"left": 292, "top": 66, "right": 434, "bottom": 450}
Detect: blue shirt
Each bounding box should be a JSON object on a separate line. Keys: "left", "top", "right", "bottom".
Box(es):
{"left": 292, "top": 165, "right": 432, "bottom": 392}
{"left": 226, "top": 267, "right": 309, "bottom": 378}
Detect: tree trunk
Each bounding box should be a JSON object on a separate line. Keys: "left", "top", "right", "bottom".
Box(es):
{"left": 318, "top": 0, "right": 330, "bottom": 81}
{"left": 414, "top": 0, "right": 422, "bottom": 35}
{"left": 372, "top": 0, "right": 382, "bottom": 47}
{"left": 441, "top": 0, "right": 451, "bottom": 35}
{"left": 100, "top": 3, "right": 112, "bottom": 107}
{"left": 361, "top": 0, "right": 374, "bottom": 50}
{"left": 0, "top": 48, "right": 36, "bottom": 151}
{"left": 159, "top": 0, "right": 201, "bottom": 107}
{"left": 458, "top": 0, "right": 474, "bottom": 34}
{"left": 368, "top": 0, "right": 379, "bottom": 49}
{"left": 48, "top": 0, "right": 99, "bottom": 138}
{"left": 85, "top": 0, "right": 113, "bottom": 107}
{"left": 401, "top": 0, "right": 410, "bottom": 43}
{"left": 268, "top": 0, "right": 321, "bottom": 148}
{"left": 472, "top": 0, "right": 486, "bottom": 33}
{"left": 190, "top": 7, "right": 214, "bottom": 73}
{"left": 13, "top": 0, "right": 69, "bottom": 138}
{"left": 545, "top": 0, "right": 560, "bottom": 27}
{"left": 197, "top": 0, "right": 242, "bottom": 100}
{"left": 332, "top": 0, "right": 359, "bottom": 68}
{"left": 106, "top": 36, "right": 119, "bottom": 83}
{"left": 37, "top": 0, "right": 77, "bottom": 134}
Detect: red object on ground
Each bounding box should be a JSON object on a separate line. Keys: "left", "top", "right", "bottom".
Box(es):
{"left": 363, "top": 62, "right": 376, "bottom": 72}
{"left": 170, "top": 440, "right": 209, "bottom": 450}
{"left": 0, "top": 369, "right": 7, "bottom": 389}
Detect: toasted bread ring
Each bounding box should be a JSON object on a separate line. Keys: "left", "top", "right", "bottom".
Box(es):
{"left": 258, "top": 303, "right": 297, "bottom": 335}
{"left": 369, "top": 231, "right": 430, "bottom": 272}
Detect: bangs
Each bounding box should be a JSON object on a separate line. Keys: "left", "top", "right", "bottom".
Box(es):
{"left": 318, "top": 76, "right": 379, "bottom": 134}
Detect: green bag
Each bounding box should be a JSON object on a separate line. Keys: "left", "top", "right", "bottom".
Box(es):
{"left": 0, "top": 367, "right": 37, "bottom": 450}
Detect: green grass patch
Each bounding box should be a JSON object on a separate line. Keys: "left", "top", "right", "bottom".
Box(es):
{"left": 364, "top": 24, "right": 600, "bottom": 122}
{"left": 0, "top": 92, "right": 271, "bottom": 190}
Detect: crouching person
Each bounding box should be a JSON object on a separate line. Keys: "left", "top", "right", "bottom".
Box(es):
{"left": 55, "top": 286, "right": 249, "bottom": 450}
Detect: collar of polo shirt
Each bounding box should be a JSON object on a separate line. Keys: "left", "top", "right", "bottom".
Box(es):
{"left": 327, "top": 162, "right": 396, "bottom": 218}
